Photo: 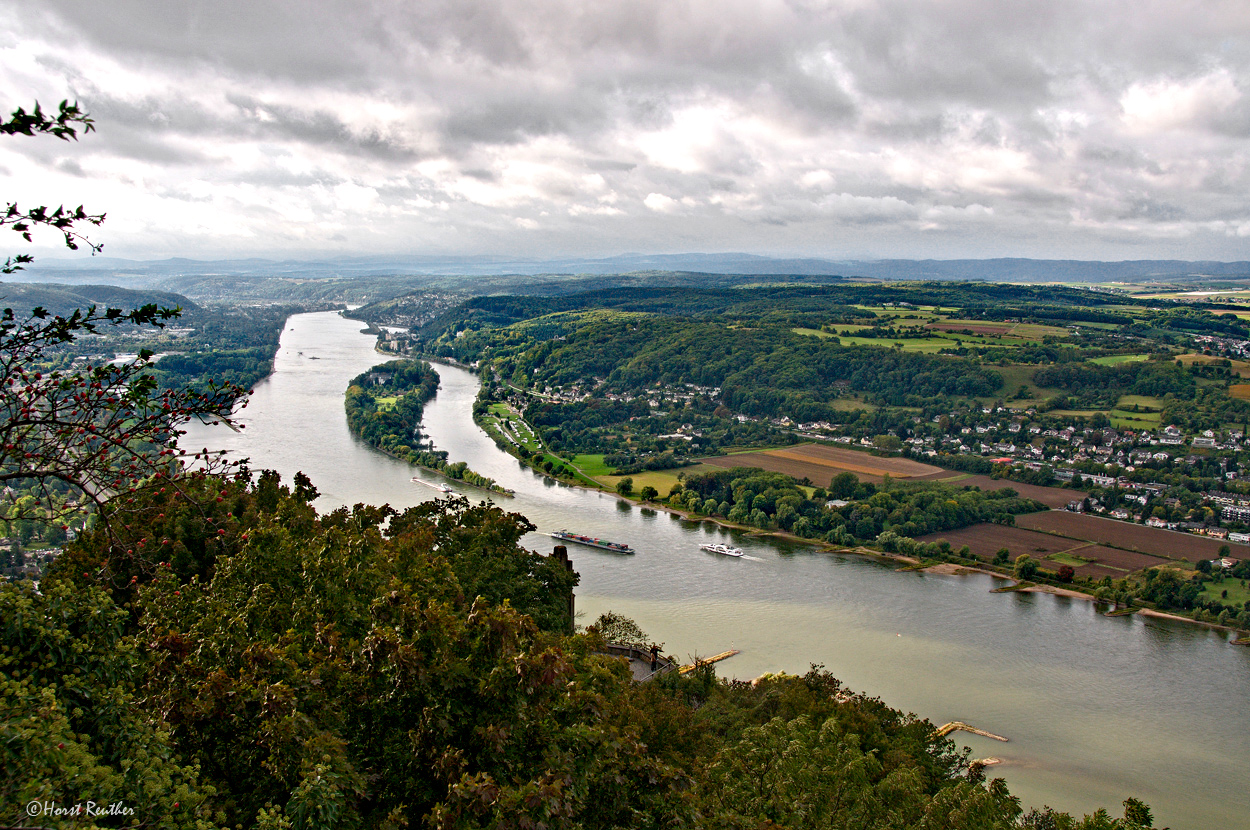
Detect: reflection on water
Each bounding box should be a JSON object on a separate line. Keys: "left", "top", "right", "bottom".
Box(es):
{"left": 183, "top": 311, "right": 1250, "bottom": 830}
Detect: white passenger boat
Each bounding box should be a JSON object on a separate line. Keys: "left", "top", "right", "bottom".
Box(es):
{"left": 700, "top": 542, "right": 745, "bottom": 557}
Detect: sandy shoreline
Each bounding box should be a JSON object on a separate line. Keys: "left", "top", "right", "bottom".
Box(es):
{"left": 1021, "top": 583, "right": 1098, "bottom": 600}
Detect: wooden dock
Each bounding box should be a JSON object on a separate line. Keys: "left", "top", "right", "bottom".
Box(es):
{"left": 934, "top": 721, "right": 1008, "bottom": 742}
{"left": 679, "top": 650, "right": 740, "bottom": 674}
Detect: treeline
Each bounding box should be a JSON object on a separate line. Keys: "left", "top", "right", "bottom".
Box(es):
{"left": 407, "top": 281, "right": 1153, "bottom": 339}
{"left": 1034, "top": 359, "right": 1196, "bottom": 406}
{"left": 155, "top": 346, "right": 276, "bottom": 391}
{"left": 669, "top": 467, "right": 1046, "bottom": 543}
{"left": 345, "top": 360, "right": 509, "bottom": 493}
{"left": 1082, "top": 557, "right": 1250, "bottom": 627}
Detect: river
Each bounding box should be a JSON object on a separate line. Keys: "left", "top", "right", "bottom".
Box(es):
{"left": 182, "top": 310, "right": 1250, "bottom": 830}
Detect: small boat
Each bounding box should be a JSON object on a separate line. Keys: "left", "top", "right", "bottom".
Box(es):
{"left": 549, "top": 530, "right": 635, "bottom": 554}
{"left": 700, "top": 542, "right": 745, "bottom": 557}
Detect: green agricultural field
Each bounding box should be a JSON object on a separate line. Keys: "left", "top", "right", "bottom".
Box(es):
{"left": 791, "top": 327, "right": 836, "bottom": 339}
{"left": 1008, "top": 322, "right": 1072, "bottom": 339}
{"left": 570, "top": 454, "right": 614, "bottom": 477}
{"left": 1089, "top": 353, "right": 1150, "bottom": 366}
{"left": 829, "top": 396, "right": 877, "bottom": 411}
{"left": 600, "top": 467, "right": 719, "bottom": 497}
{"left": 966, "top": 363, "right": 1069, "bottom": 407}
{"left": 1109, "top": 409, "right": 1161, "bottom": 429}
{"left": 1116, "top": 394, "right": 1165, "bottom": 410}
{"left": 831, "top": 335, "right": 953, "bottom": 352}
{"left": 1047, "top": 551, "right": 1094, "bottom": 568}
{"left": 1049, "top": 408, "right": 1100, "bottom": 419}
{"left": 375, "top": 395, "right": 399, "bottom": 410}
{"left": 1073, "top": 321, "right": 1122, "bottom": 330}
{"left": 1199, "top": 578, "right": 1250, "bottom": 608}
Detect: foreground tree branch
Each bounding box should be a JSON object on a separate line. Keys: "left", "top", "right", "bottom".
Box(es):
{"left": 0, "top": 304, "right": 250, "bottom": 538}
{"left": 1, "top": 99, "right": 102, "bottom": 273}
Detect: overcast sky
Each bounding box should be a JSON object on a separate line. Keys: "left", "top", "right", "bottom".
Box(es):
{"left": 2, "top": 1, "right": 1249, "bottom": 262}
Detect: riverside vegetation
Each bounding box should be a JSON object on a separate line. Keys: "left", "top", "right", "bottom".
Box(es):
{"left": 344, "top": 359, "right": 511, "bottom": 494}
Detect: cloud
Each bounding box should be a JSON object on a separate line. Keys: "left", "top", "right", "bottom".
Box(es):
{"left": 643, "top": 192, "right": 677, "bottom": 212}
{"left": 1, "top": 0, "right": 1249, "bottom": 260}
{"left": 1121, "top": 70, "right": 1243, "bottom": 132}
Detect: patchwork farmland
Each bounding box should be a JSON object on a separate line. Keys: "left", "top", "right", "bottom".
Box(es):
{"left": 703, "top": 443, "right": 947, "bottom": 484}
{"left": 1015, "top": 511, "right": 1250, "bottom": 561}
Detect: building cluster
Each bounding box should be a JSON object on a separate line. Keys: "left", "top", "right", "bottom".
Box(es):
{"left": 1192, "top": 334, "right": 1250, "bottom": 360}
{"left": 539, "top": 380, "right": 722, "bottom": 407}
{"left": 734, "top": 407, "right": 1250, "bottom": 539}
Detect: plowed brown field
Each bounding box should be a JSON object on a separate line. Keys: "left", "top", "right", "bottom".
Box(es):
{"left": 702, "top": 443, "right": 945, "bottom": 484}
{"left": 1045, "top": 545, "right": 1169, "bottom": 577}
{"left": 914, "top": 525, "right": 1089, "bottom": 561}
{"left": 1016, "top": 512, "right": 1250, "bottom": 561}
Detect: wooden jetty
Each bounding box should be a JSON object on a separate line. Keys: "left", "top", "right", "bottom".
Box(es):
{"left": 679, "top": 649, "right": 741, "bottom": 674}
{"left": 934, "top": 721, "right": 1009, "bottom": 742}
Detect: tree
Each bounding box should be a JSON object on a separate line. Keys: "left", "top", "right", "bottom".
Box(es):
{"left": 1014, "top": 554, "right": 1039, "bottom": 581}
{"left": 1122, "top": 797, "right": 1154, "bottom": 827}
{"left": 994, "top": 547, "right": 1010, "bottom": 565}
{"left": 590, "top": 611, "right": 657, "bottom": 648}
{"left": 1, "top": 102, "right": 247, "bottom": 538}
{"left": 639, "top": 485, "right": 659, "bottom": 501}
{"left": 873, "top": 434, "right": 902, "bottom": 452}
{"left": 616, "top": 477, "right": 634, "bottom": 496}
{"left": 830, "top": 471, "right": 858, "bottom": 499}
{"left": 2, "top": 307, "right": 245, "bottom": 523}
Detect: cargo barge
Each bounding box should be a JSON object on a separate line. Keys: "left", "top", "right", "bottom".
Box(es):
{"left": 549, "top": 530, "right": 635, "bottom": 554}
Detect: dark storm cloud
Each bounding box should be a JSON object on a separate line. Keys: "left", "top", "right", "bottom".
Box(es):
{"left": 2, "top": 0, "right": 1248, "bottom": 259}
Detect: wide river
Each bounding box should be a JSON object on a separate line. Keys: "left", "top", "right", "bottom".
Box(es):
{"left": 184, "top": 311, "right": 1250, "bottom": 830}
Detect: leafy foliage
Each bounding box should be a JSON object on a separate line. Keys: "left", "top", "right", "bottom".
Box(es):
{"left": 2, "top": 100, "right": 102, "bottom": 273}
{"left": 9, "top": 471, "right": 1126, "bottom": 828}
{"left": 674, "top": 467, "right": 1044, "bottom": 542}
{"left": 0, "top": 304, "right": 245, "bottom": 528}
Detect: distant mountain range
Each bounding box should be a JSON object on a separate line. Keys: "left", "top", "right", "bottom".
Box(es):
{"left": 17, "top": 253, "right": 1250, "bottom": 284}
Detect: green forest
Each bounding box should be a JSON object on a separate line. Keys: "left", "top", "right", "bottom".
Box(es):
{"left": 669, "top": 468, "right": 1047, "bottom": 543}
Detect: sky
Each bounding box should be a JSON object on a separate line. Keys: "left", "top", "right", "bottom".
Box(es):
{"left": 2, "top": 0, "right": 1249, "bottom": 263}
